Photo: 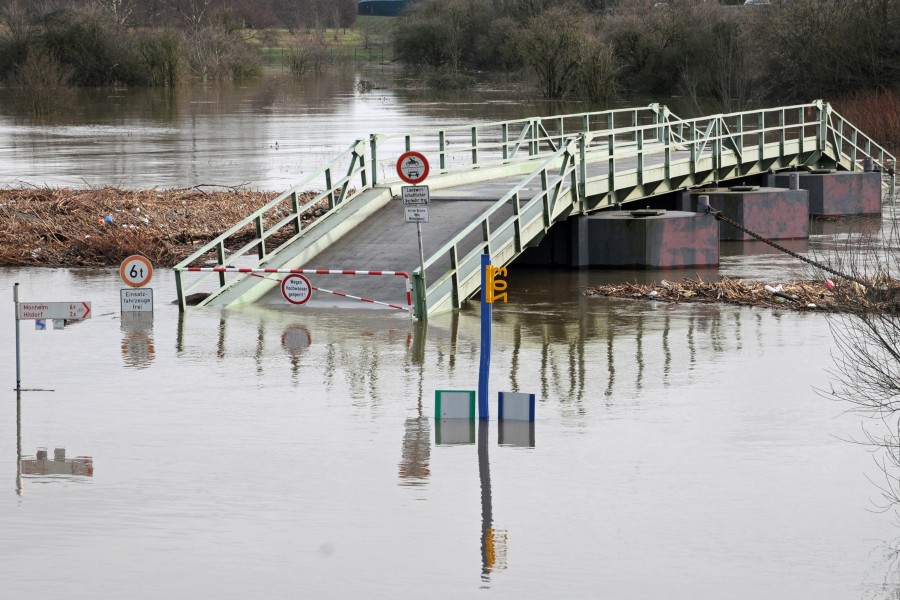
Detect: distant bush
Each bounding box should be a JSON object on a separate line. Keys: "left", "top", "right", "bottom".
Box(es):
{"left": 12, "top": 50, "right": 76, "bottom": 116}
{"left": 139, "top": 29, "right": 185, "bottom": 88}
{"left": 39, "top": 9, "right": 144, "bottom": 86}
{"left": 424, "top": 66, "right": 476, "bottom": 90}
{"left": 288, "top": 32, "right": 330, "bottom": 77}
{"left": 180, "top": 24, "right": 261, "bottom": 82}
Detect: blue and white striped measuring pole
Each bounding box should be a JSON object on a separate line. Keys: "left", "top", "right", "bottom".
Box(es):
{"left": 478, "top": 254, "right": 491, "bottom": 420}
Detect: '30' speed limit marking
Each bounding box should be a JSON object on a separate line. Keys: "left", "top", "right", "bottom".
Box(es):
{"left": 120, "top": 255, "right": 153, "bottom": 288}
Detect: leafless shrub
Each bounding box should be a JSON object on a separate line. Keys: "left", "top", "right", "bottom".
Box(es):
{"left": 288, "top": 31, "right": 329, "bottom": 77}
{"left": 12, "top": 50, "right": 76, "bottom": 117}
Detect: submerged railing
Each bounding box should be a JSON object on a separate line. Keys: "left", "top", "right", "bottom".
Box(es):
{"left": 174, "top": 100, "right": 895, "bottom": 316}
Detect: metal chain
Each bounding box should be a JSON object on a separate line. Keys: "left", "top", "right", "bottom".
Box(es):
{"left": 707, "top": 208, "right": 871, "bottom": 288}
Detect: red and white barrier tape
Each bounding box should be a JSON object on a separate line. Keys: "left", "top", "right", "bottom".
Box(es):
{"left": 185, "top": 266, "right": 412, "bottom": 311}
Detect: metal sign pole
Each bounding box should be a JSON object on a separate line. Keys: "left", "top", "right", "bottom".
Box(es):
{"left": 13, "top": 283, "right": 21, "bottom": 391}
{"left": 417, "top": 222, "right": 426, "bottom": 286}
{"left": 478, "top": 254, "right": 491, "bottom": 420}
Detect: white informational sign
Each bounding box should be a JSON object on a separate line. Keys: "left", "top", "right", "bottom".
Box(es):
{"left": 121, "top": 288, "right": 154, "bottom": 313}
{"left": 405, "top": 206, "right": 429, "bottom": 223}
{"left": 17, "top": 302, "right": 92, "bottom": 320}
{"left": 402, "top": 185, "right": 430, "bottom": 205}
{"left": 281, "top": 274, "right": 312, "bottom": 305}
{"left": 119, "top": 255, "right": 153, "bottom": 288}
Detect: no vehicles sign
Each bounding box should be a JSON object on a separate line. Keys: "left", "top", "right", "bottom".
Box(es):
{"left": 397, "top": 151, "right": 429, "bottom": 184}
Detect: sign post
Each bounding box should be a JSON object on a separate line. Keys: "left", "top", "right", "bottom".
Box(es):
{"left": 13, "top": 283, "right": 92, "bottom": 391}
{"left": 14, "top": 283, "right": 21, "bottom": 391}
{"left": 397, "top": 151, "right": 430, "bottom": 288}
{"left": 119, "top": 255, "right": 154, "bottom": 314}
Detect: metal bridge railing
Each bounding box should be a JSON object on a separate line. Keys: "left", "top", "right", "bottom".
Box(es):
{"left": 368, "top": 105, "right": 666, "bottom": 184}
{"left": 173, "top": 139, "right": 371, "bottom": 311}
{"left": 416, "top": 138, "right": 582, "bottom": 317}
{"left": 174, "top": 99, "right": 895, "bottom": 314}
{"left": 174, "top": 106, "right": 666, "bottom": 310}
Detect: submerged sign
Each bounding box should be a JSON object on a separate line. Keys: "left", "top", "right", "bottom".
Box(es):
{"left": 17, "top": 302, "right": 91, "bottom": 321}
{"left": 121, "top": 288, "right": 154, "bottom": 313}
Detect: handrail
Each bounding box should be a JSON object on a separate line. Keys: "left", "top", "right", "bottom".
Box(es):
{"left": 370, "top": 105, "right": 664, "bottom": 183}
{"left": 173, "top": 138, "right": 370, "bottom": 311}
{"left": 414, "top": 137, "right": 581, "bottom": 316}
{"left": 825, "top": 103, "right": 897, "bottom": 188}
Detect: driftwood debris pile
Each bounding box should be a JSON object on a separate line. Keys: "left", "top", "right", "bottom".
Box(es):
{"left": 585, "top": 276, "right": 900, "bottom": 314}
{"left": 0, "top": 187, "right": 325, "bottom": 267}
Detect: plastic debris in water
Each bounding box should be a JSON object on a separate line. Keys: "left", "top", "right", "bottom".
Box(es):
{"left": 648, "top": 290, "right": 658, "bottom": 298}
{"left": 823, "top": 279, "right": 835, "bottom": 290}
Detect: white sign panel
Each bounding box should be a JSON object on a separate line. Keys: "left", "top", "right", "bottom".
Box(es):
{"left": 17, "top": 302, "right": 92, "bottom": 320}
{"left": 405, "top": 206, "right": 429, "bottom": 223}
{"left": 121, "top": 288, "right": 154, "bottom": 313}
{"left": 402, "top": 185, "right": 430, "bottom": 205}
{"left": 281, "top": 274, "right": 312, "bottom": 305}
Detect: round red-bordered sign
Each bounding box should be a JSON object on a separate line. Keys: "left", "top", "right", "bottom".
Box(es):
{"left": 397, "top": 151, "right": 430, "bottom": 184}
{"left": 281, "top": 274, "right": 312, "bottom": 305}
{"left": 120, "top": 255, "right": 153, "bottom": 288}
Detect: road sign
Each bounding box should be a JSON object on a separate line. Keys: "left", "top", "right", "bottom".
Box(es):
{"left": 402, "top": 185, "right": 430, "bottom": 205}
{"left": 17, "top": 302, "right": 92, "bottom": 320}
{"left": 120, "top": 255, "right": 153, "bottom": 288}
{"left": 397, "top": 151, "right": 429, "bottom": 184}
{"left": 281, "top": 274, "right": 312, "bottom": 305}
{"left": 121, "top": 288, "right": 154, "bottom": 312}
{"left": 405, "top": 206, "right": 429, "bottom": 223}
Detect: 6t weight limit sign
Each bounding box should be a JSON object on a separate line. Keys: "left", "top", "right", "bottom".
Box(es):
{"left": 120, "top": 255, "right": 153, "bottom": 288}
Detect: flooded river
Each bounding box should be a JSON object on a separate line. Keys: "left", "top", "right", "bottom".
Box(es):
{"left": 1, "top": 263, "right": 898, "bottom": 599}
{"left": 1, "top": 72, "right": 899, "bottom": 598}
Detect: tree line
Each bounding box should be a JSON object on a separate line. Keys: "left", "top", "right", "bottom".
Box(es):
{"left": 0, "top": 0, "right": 358, "bottom": 97}
{"left": 392, "top": 0, "right": 900, "bottom": 108}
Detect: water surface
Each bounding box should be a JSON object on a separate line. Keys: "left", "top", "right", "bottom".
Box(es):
{"left": 0, "top": 266, "right": 896, "bottom": 599}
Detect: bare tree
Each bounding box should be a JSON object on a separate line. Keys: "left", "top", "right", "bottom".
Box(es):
{"left": 93, "top": 0, "right": 136, "bottom": 25}
{"left": 820, "top": 192, "right": 900, "bottom": 512}
{"left": 520, "top": 5, "right": 588, "bottom": 98}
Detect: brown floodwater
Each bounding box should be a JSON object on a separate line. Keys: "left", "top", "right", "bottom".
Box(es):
{"left": 1, "top": 72, "right": 899, "bottom": 599}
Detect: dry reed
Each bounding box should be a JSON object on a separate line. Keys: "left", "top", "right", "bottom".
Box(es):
{"left": 0, "top": 187, "right": 324, "bottom": 267}
{"left": 585, "top": 276, "right": 900, "bottom": 314}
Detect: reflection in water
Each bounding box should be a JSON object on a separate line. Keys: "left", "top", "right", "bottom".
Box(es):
{"left": 435, "top": 419, "right": 475, "bottom": 445}
{"left": 478, "top": 421, "right": 507, "bottom": 581}
{"left": 172, "top": 288, "right": 765, "bottom": 415}
{"left": 479, "top": 420, "right": 493, "bottom": 581}
{"left": 15, "top": 392, "right": 21, "bottom": 496}
{"left": 120, "top": 313, "right": 155, "bottom": 368}
{"left": 398, "top": 417, "right": 431, "bottom": 485}
{"left": 15, "top": 390, "right": 93, "bottom": 496}
{"left": 498, "top": 421, "right": 535, "bottom": 448}
{"left": 400, "top": 331, "right": 430, "bottom": 486}
{"left": 217, "top": 317, "right": 227, "bottom": 359}
{"left": 21, "top": 448, "right": 94, "bottom": 477}
{"left": 281, "top": 324, "right": 311, "bottom": 381}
